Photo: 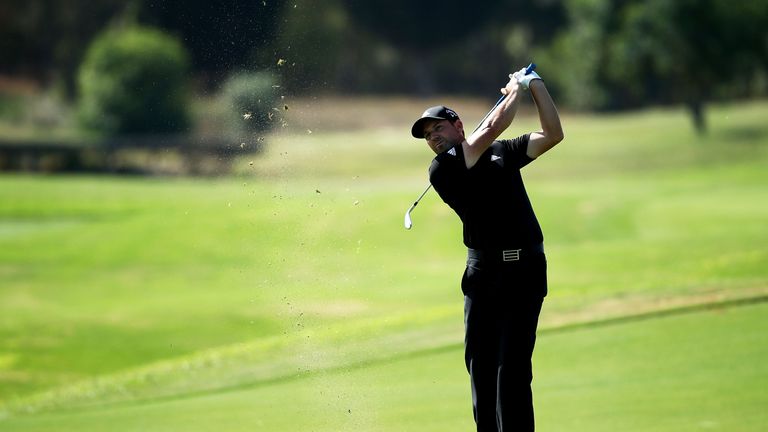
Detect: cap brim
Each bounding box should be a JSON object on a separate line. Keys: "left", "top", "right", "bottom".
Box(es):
{"left": 410, "top": 116, "right": 443, "bottom": 139}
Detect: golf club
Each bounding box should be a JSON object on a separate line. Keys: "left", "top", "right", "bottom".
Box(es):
{"left": 404, "top": 63, "right": 536, "bottom": 230}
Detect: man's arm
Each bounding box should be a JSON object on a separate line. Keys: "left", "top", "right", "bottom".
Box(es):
{"left": 525, "top": 79, "right": 564, "bottom": 159}
{"left": 462, "top": 76, "right": 522, "bottom": 169}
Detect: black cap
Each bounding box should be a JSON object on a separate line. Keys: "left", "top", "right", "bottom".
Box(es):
{"left": 410, "top": 105, "right": 460, "bottom": 138}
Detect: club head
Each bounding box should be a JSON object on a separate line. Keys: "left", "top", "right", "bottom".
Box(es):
{"left": 404, "top": 184, "right": 433, "bottom": 230}
{"left": 404, "top": 207, "right": 414, "bottom": 230}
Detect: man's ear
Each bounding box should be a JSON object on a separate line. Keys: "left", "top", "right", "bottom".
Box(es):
{"left": 454, "top": 119, "right": 465, "bottom": 136}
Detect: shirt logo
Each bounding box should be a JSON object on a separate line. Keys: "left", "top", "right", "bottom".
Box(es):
{"left": 491, "top": 155, "right": 502, "bottom": 162}
{"left": 448, "top": 147, "right": 457, "bottom": 156}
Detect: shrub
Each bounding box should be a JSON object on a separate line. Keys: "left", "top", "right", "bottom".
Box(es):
{"left": 77, "top": 25, "right": 191, "bottom": 135}
{"left": 218, "top": 71, "right": 280, "bottom": 142}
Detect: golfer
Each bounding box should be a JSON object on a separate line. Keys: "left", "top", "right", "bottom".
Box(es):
{"left": 411, "top": 67, "right": 563, "bottom": 431}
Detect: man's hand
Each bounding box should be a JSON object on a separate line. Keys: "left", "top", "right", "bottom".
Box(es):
{"left": 512, "top": 67, "right": 542, "bottom": 91}
{"left": 500, "top": 74, "right": 520, "bottom": 96}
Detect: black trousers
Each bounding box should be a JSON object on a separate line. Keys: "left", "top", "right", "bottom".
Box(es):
{"left": 461, "top": 249, "right": 547, "bottom": 432}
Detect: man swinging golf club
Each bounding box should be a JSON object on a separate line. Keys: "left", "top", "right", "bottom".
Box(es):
{"left": 410, "top": 65, "right": 563, "bottom": 431}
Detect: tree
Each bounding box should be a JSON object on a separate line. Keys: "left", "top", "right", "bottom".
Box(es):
{"left": 532, "top": 0, "right": 613, "bottom": 110}
{"left": 538, "top": 0, "right": 768, "bottom": 132}
{"left": 0, "top": 0, "right": 130, "bottom": 98}
{"left": 138, "top": 0, "right": 286, "bottom": 88}
{"left": 340, "top": 0, "right": 508, "bottom": 94}
{"left": 272, "top": 0, "right": 349, "bottom": 92}
{"left": 77, "top": 25, "right": 191, "bottom": 135}
{"left": 606, "top": 0, "right": 768, "bottom": 133}
{"left": 335, "top": 1, "right": 568, "bottom": 95}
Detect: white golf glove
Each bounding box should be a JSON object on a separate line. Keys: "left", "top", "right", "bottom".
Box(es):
{"left": 511, "top": 67, "right": 541, "bottom": 90}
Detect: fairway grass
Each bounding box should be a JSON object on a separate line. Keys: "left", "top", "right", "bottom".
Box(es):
{"left": 2, "top": 302, "right": 765, "bottom": 431}
{"left": 1, "top": 99, "right": 767, "bottom": 426}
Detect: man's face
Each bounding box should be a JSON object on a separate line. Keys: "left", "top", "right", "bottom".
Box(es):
{"left": 423, "top": 119, "right": 465, "bottom": 154}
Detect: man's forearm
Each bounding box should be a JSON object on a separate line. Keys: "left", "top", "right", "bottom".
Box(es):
{"left": 463, "top": 83, "right": 522, "bottom": 168}
{"left": 525, "top": 80, "right": 564, "bottom": 158}
{"left": 530, "top": 80, "right": 562, "bottom": 140}
{"left": 485, "top": 90, "right": 521, "bottom": 135}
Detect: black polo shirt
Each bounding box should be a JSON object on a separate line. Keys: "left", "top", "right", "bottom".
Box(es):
{"left": 428, "top": 134, "right": 543, "bottom": 250}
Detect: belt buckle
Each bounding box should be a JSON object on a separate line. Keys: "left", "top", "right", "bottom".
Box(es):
{"left": 502, "top": 249, "right": 521, "bottom": 262}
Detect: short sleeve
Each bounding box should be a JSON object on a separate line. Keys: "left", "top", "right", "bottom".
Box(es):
{"left": 500, "top": 133, "right": 534, "bottom": 169}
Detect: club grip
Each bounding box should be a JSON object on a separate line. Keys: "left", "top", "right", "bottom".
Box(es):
{"left": 525, "top": 63, "right": 537, "bottom": 75}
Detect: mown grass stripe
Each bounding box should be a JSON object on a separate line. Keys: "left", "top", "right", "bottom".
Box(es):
{"left": 3, "top": 292, "right": 765, "bottom": 419}
{"left": 540, "top": 292, "right": 768, "bottom": 334}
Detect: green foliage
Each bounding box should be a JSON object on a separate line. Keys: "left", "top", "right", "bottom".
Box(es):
{"left": 76, "top": 25, "right": 191, "bottom": 135}
{"left": 7, "top": 0, "right": 768, "bottom": 113}
{"left": 276, "top": 0, "right": 348, "bottom": 92}
{"left": 535, "top": 0, "right": 612, "bottom": 110}
{"left": 0, "top": 0, "right": 128, "bottom": 98}
{"left": 606, "top": 0, "right": 768, "bottom": 102}
{"left": 536, "top": 0, "right": 768, "bottom": 132}
{"left": 0, "top": 94, "right": 27, "bottom": 121}
{"left": 217, "top": 71, "right": 280, "bottom": 142}
{"left": 137, "top": 1, "right": 285, "bottom": 73}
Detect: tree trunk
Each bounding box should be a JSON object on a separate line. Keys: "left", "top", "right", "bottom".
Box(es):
{"left": 687, "top": 99, "right": 707, "bottom": 135}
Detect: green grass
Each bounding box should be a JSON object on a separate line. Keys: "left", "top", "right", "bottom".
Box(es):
{"left": 1, "top": 98, "right": 767, "bottom": 429}
{"left": 2, "top": 303, "right": 766, "bottom": 431}
{"left": 535, "top": 303, "right": 768, "bottom": 432}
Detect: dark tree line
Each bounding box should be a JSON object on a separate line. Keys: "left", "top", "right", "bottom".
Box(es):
{"left": 0, "top": 0, "right": 286, "bottom": 97}
{"left": 1, "top": 0, "right": 766, "bottom": 132}
{"left": 137, "top": 0, "right": 285, "bottom": 87}
{"left": 0, "top": 0, "right": 129, "bottom": 97}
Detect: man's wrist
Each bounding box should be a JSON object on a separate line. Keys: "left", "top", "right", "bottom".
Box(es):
{"left": 528, "top": 78, "right": 544, "bottom": 90}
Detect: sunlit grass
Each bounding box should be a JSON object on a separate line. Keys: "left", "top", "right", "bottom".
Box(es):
{"left": 2, "top": 303, "right": 765, "bottom": 431}
{"left": 0, "top": 99, "right": 767, "bottom": 425}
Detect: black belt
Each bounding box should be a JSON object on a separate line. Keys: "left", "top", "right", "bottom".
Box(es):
{"left": 467, "top": 243, "right": 545, "bottom": 263}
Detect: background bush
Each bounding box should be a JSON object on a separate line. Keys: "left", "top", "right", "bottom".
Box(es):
{"left": 217, "top": 71, "right": 280, "bottom": 144}
{"left": 77, "top": 25, "right": 191, "bottom": 135}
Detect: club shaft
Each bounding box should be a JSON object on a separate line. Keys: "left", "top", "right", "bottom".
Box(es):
{"left": 412, "top": 183, "right": 433, "bottom": 207}
{"left": 473, "top": 95, "right": 506, "bottom": 135}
